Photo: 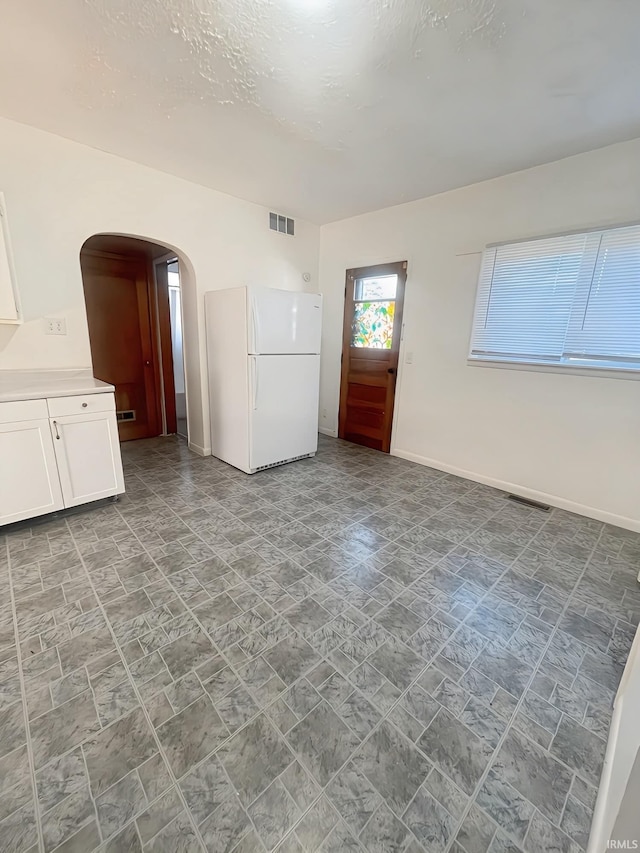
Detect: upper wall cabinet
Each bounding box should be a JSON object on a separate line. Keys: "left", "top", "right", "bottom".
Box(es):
{"left": 0, "top": 193, "right": 21, "bottom": 324}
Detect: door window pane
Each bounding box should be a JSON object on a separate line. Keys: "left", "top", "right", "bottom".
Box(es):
{"left": 352, "top": 301, "right": 395, "bottom": 348}
{"left": 354, "top": 275, "right": 397, "bottom": 301}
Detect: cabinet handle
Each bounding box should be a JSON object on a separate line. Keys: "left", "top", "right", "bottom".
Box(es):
{"left": 53, "top": 420, "right": 60, "bottom": 440}
{"left": 82, "top": 402, "right": 88, "bottom": 408}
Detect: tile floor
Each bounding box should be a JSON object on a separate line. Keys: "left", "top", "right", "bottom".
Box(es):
{"left": 1, "top": 434, "right": 639, "bottom": 853}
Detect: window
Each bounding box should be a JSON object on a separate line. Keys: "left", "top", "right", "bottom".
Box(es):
{"left": 469, "top": 223, "right": 640, "bottom": 372}
{"left": 351, "top": 274, "right": 398, "bottom": 349}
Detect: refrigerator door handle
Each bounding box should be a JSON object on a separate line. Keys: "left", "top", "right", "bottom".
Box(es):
{"left": 249, "top": 293, "right": 260, "bottom": 354}
{"left": 250, "top": 357, "right": 258, "bottom": 410}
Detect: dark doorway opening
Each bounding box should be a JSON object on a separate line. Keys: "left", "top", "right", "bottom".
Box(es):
{"left": 80, "top": 235, "right": 187, "bottom": 442}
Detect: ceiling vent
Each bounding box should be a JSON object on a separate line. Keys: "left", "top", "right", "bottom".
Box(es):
{"left": 269, "top": 212, "right": 295, "bottom": 236}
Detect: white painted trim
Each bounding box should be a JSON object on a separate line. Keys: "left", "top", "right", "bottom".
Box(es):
{"left": 319, "top": 427, "right": 338, "bottom": 437}
{"left": 588, "top": 693, "right": 623, "bottom": 853}
{"left": 467, "top": 358, "right": 640, "bottom": 382}
{"left": 188, "top": 441, "right": 210, "bottom": 457}
{"left": 587, "top": 627, "right": 640, "bottom": 852}
{"left": 391, "top": 447, "right": 640, "bottom": 533}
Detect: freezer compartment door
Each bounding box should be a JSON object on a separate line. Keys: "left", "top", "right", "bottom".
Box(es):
{"left": 248, "top": 288, "right": 322, "bottom": 354}
{"left": 249, "top": 355, "right": 320, "bottom": 470}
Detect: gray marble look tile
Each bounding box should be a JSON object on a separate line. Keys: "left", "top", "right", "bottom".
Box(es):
{"left": 137, "top": 786, "right": 184, "bottom": 844}
{"left": 96, "top": 679, "right": 140, "bottom": 727}
{"left": 83, "top": 706, "right": 157, "bottom": 796}
{"left": 327, "top": 761, "right": 383, "bottom": 834}
{"left": 57, "top": 626, "right": 117, "bottom": 676}
{"left": 476, "top": 768, "right": 534, "bottom": 844}
{"left": 36, "top": 747, "right": 89, "bottom": 813}
{"left": 492, "top": 728, "right": 573, "bottom": 825}
{"left": 359, "top": 802, "right": 410, "bottom": 852}
{"left": 157, "top": 694, "right": 228, "bottom": 778}
{"left": 0, "top": 744, "right": 31, "bottom": 797}
{"left": 294, "top": 796, "right": 339, "bottom": 852}
{"left": 263, "top": 634, "right": 321, "bottom": 685}
{"left": 0, "top": 778, "right": 32, "bottom": 825}
{"left": 145, "top": 810, "right": 202, "bottom": 853}
{"left": 356, "top": 721, "right": 431, "bottom": 816}
{"left": 53, "top": 820, "right": 102, "bottom": 852}
{"left": 287, "top": 700, "right": 359, "bottom": 786}
{"left": 214, "top": 685, "right": 258, "bottom": 734}
{"left": 280, "top": 760, "right": 321, "bottom": 812}
{"left": 95, "top": 770, "right": 148, "bottom": 840}
{"left": 455, "top": 803, "right": 497, "bottom": 853}
{"left": 3, "top": 433, "right": 640, "bottom": 853}
{"left": 423, "top": 768, "right": 469, "bottom": 821}
{"left": 248, "top": 778, "right": 300, "bottom": 850}
{"left": 550, "top": 716, "right": 606, "bottom": 787}
{"left": 418, "top": 708, "right": 493, "bottom": 796}
{"left": 199, "top": 796, "right": 251, "bottom": 852}
{"left": 31, "top": 690, "right": 100, "bottom": 768}
{"left": 180, "top": 754, "right": 233, "bottom": 826}
{"left": 160, "top": 630, "right": 218, "bottom": 681}
{"left": 570, "top": 775, "right": 598, "bottom": 811}
{"left": 580, "top": 649, "right": 625, "bottom": 694}
{"left": 473, "top": 642, "right": 533, "bottom": 699}
{"left": 404, "top": 786, "right": 455, "bottom": 852}
{"left": 135, "top": 754, "right": 172, "bottom": 806}
{"left": 367, "top": 637, "right": 427, "bottom": 689}
{"left": 219, "top": 714, "right": 293, "bottom": 805}
{"left": 525, "top": 810, "right": 582, "bottom": 853}
{"left": 560, "top": 794, "right": 591, "bottom": 850}
{"left": 487, "top": 829, "right": 524, "bottom": 852}
{"left": 0, "top": 700, "right": 26, "bottom": 761}
{"left": 41, "top": 784, "right": 95, "bottom": 853}
{"left": 0, "top": 798, "right": 38, "bottom": 852}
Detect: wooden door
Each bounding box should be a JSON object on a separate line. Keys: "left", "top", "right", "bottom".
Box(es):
{"left": 81, "top": 251, "right": 160, "bottom": 441}
{"left": 50, "top": 410, "right": 125, "bottom": 506}
{"left": 338, "top": 261, "right": 407, "bottom": 452}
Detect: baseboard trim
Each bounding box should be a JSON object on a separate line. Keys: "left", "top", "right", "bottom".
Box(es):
{"left": 391, "top": 448, "right": 640, "bottom": 533}
{"left": 319, "top": 427, "right": 338, "bottom": 438}
{"left": 188, "top": 442, "right": 210, "bottom": 457}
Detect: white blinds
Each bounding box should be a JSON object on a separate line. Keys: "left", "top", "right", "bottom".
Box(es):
{"left": 469, "top": 224, "right": 640, "bottom": 370}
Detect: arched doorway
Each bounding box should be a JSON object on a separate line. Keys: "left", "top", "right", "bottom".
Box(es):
{"left": 79, "top": 234, "right": 188, "bottom": 442}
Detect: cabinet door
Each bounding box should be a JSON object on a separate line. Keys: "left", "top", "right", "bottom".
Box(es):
{"left": 0, "top": 195, "right": 20, "bottom": 323}
{"left": 0, "top": 419, "right": 63, "bottom": 525}
{"left": 51, "top": 411, "right": 125, "bottom": 507}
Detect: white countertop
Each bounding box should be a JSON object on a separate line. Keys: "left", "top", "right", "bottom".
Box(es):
{"left": 0, "top": 369, "right": 114, "bottom": 402}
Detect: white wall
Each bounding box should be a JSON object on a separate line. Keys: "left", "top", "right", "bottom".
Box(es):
{"left": 318, "top": 139, "right": 640, "bottom": 530}
{"left": 0, "top": 117, "right": 319, "bottom": 454}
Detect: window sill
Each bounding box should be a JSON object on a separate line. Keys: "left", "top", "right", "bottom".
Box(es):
{"left": 467, "top": 358, "right": 640, "bottom": 381}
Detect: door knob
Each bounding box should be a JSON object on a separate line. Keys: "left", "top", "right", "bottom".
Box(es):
{"left": 387, "top": 368, "right": 397, "bottom": 375}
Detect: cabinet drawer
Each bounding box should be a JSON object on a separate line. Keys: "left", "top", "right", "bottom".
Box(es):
{"left": 47, "top": 393, "right": 116, "bottom": 418}
{"left": 0, "top": 398, "right": 48, "bottom": 424}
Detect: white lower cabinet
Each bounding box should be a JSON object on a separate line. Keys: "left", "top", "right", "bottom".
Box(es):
{"left": 0, "top": 393, "right": 124, "bottom": 526}
{"left": 50, "top": 410, "right": 124, "bottom": 507}
{"left": 0, "top": 417, "right": 64, "bottom": 524}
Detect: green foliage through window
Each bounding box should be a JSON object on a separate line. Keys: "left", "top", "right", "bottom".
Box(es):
{"left": 351, "top": 301, "right": 395, "bottom": 348}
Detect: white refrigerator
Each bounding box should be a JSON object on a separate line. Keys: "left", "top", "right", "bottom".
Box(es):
{"left": 205, "top": 286, "right": 322, "bottom": 474}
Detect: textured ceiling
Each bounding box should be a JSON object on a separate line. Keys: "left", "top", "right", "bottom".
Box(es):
{"left": 1, "top": 0, "right": 639, "bottom": 223}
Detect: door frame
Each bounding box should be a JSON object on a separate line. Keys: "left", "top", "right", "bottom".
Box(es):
{"left": 338, "top": 260, "right": 407, "bottom": 453}
{"left": 153, "top": 256, "right": 178, "bottom": 436}
{"left": 80, "top": 245, "right": 181, "bottom": 435}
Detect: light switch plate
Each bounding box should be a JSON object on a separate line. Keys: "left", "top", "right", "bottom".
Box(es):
{"left": 45, "top": 317, "right": 67, "bottom": 335}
